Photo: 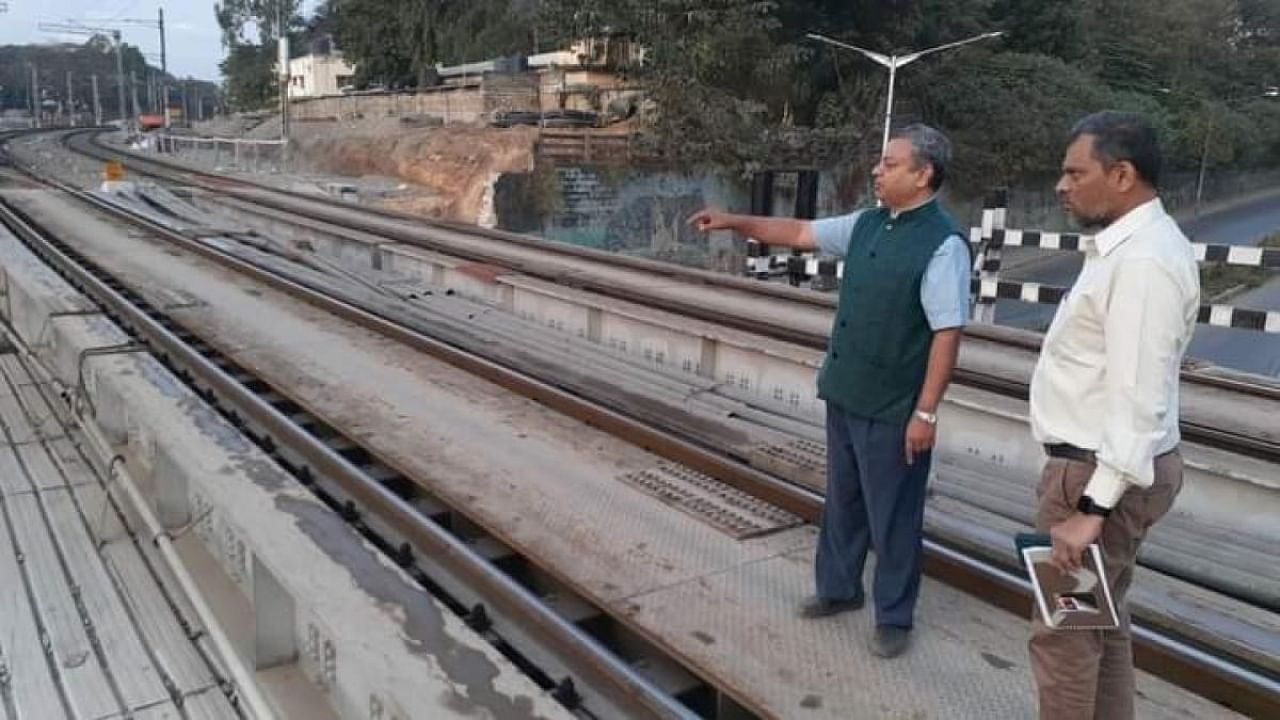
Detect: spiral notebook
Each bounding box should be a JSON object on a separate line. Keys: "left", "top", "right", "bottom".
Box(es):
{"left": 1016, "top": 533, "right": 1119, "bottom": 630}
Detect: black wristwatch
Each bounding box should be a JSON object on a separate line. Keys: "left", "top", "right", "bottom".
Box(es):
{"left": 1076, "top": 494, "right": 1112, "bottom": 518}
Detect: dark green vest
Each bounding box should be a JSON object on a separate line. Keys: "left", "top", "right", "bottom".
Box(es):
{"left": 816, "top": 199, "right": 961, "bottom": 422}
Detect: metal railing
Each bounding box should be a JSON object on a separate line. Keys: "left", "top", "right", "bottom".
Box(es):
{"left": 148, "top": 133, "right": 290, "bottom": 173}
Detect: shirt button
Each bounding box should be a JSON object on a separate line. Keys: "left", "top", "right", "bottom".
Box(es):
{"left": 886, "top": 223, "right": 894, "bottom": 230}
{"left": 840, "top": 320, "right": 847, "bottom": 328}
{"left": 832, "top": 352, "right": 839, "bottom": 360}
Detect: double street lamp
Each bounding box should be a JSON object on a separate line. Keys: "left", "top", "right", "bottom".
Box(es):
{"left": 807, "top": 30, "right": 1004, "bottom": 157}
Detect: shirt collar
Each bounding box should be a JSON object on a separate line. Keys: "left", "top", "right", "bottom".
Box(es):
{"left": 1088, "top": 197, "right": 1164, "bottom": 256}
{"left": 888, "top": 194, "right": 938, "bottom": 219}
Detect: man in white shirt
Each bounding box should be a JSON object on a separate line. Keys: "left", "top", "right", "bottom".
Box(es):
{"left": 1028, "top": 111, "right": 1200, "bottom": 719}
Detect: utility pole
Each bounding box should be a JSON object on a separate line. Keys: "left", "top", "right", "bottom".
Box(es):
{"left": 92, "top": 74, "right": 102, "bottom": 125}
{"left": 66, "top": 70, "right": 73, "bottom": 126}
{"left": 29, "top": 62, "right": 40, "bottom": 128}
{"left": 114, "top": 31, "right": 127, "bottom": 125}
{"left": 130, "top": 69, "right": 142, "bottom": 128}
{"left": 278, "top": 2, "right": 290, "bottom": 155}
{"left": 37, "top": 23, "right": 130, "bottom": 127}
{"left": 159, "top": 8, "right": 170, "bottom": 128}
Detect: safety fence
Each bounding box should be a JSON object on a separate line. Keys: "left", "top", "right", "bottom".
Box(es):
{"left": 745, "top": 189, "right": 1280, "bottom": 334}
{"left": 146, "top": 134, "right": 290, "bottom": 173}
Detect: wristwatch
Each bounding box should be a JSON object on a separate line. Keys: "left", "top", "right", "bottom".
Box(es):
{"left": 1076, "top": 494, "right": 1112, "bottom": 518}
{"left": 913, "top": 409, "right": 938, "bottom": 426}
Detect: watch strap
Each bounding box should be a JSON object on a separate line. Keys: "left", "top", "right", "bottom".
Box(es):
{"left": 913, "top": 409, "right": 937, "bottom": 425}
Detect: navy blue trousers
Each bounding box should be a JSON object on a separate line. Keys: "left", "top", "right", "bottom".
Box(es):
{"left": 815, "top": 404, "right": 931, "bottom": 629}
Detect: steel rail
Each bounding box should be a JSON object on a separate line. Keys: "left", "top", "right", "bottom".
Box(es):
{"left": 8, "top": 129, "right": 1278, "bottom": 716}
{"left": 60, "top": 130, "right": 1280, "bottom": 463}
{"left": 68, "top": 129, "right": 1280, "bottom": 405}
{"left": 0, "top": 193, "right": 696, "bottom": 720}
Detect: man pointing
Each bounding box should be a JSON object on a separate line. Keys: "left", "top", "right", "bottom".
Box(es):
{"left": 690, "top": 124, "right": 970, "bottom": 658}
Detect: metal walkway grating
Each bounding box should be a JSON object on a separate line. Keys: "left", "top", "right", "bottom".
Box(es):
{"left": 618, "top": 462, "right": 804, "bottom": 540}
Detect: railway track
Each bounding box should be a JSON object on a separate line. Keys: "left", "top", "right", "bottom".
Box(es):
{"left": 56, "top": 128, "right": 1280, "bottom": 467}
{"left": 1, "top": 128, "right": 1276, "bottom": 717}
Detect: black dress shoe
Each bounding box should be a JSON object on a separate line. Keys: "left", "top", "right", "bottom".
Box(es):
{"left": 870, "top": 625, "right": 911, "bottom": 658}
{"left": 797, "top": 595, "right": 865, "bottom": 619}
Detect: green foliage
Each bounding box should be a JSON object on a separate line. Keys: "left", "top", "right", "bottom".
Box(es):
{"left": 1200, "top": 263, "right": 1267, "bottom": 300}
{"left": 918, "top": 53, "right": 1116, "bottom": 185}
{"left": 332, "top": 0, "right": 537, "bottom": 89}
{"left": 214, "top": 0, "right": 303, "bottom": 111}
{"left": 298, "top": 0, "right": 1280, "bottom": 182}
{"left": 0, "top": 41, "right": 211, "bottom": 120}
{"left": 218, "top": 44, "right": 276, "bottom": 111}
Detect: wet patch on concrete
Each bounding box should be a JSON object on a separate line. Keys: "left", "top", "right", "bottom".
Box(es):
{"left": 981, "top": 652, "right": 1016, "bottom": 671}
{"left": 276, "top": 495, "right": 549, "bottom": 719}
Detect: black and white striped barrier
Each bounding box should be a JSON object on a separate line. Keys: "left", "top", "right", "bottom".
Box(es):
{"left": 983, "top": 228, "right": 1280, "bottom": 269}
{"left": 971, "top": 278, "right": 1280, "bottom": 331}
{"left": 1197, "top": 305, "right": 1280, "bottom": 333}
{"left": 743, "top": 188, "right": 1280, "bottom": 334}
{"left": 745, "top": 242, "right": 842, "bottom": 290}
{"left": 972, "top": 278, "right": 1066, "bottom": 304}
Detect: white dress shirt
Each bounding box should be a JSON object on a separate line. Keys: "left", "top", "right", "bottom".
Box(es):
{"left": 1030, "top": 198, "right": 1200, "bottom": 508}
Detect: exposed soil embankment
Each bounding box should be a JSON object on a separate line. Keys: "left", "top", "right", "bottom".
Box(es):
{"left": 296, "top": 125, "right": 538, "bottom": 223}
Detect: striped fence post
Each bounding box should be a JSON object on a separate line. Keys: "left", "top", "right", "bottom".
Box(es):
{"left": 746, "top": 241, "right": 772, "bottom": 280}
{"left": 812, "top": 257, "right": 839, "bottom": 292}
{"left": 971, "top": 188, "right": 1007, "bottom": 324}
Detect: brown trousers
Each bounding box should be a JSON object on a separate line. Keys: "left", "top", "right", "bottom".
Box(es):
{"left": 1028, "top": 451, "right": 1183, "bottom": 720}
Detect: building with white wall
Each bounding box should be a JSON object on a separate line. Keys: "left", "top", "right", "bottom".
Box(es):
{"left": 288, "top": 53, "right": 356, "bottom": 99}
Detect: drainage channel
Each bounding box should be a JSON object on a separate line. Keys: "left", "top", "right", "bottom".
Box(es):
{"left": 0, "top": 198, "right": 720, "bottom": 720}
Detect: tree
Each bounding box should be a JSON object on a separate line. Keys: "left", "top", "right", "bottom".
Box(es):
{"left": 219, "top": 43, "right": 275, "bottom": 110}
{"left": 214, "top": 0, "right": 302, "bottom": 110}
{"left": 332, "top": 0, "right": 537, "bottom": 89}
{"left": 0, "top": 40, "right": 197, "bottom": 120}
{"left": 298, "top": 0, "right": 1280, "bottom": 181}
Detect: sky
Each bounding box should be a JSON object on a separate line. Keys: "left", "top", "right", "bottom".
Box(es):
{"left": 0, "top": 0, "right": 323, "bottom": 83}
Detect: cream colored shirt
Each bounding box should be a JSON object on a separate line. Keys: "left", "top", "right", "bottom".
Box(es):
{"left": 1029, "top": 198, "right": 1200, "bottom": 508}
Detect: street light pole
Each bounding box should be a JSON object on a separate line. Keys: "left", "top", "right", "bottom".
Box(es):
{"left": 1195, "top": 112, "right": 1214, "bottom": 218}
{"left": 113, "top": 30, "right": 127, "bottom": 126}
{"left": 807, "top": 31, "right": 1004, "bottom": 157}
{"left": 1193, "top": 91, "right": 1276, "bottom": 216}
{"left": 881, "top": 61, "right": 896, "bottom": 157}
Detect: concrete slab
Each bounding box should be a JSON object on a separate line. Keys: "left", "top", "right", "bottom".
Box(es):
{"left": 0, "top": 192, "right": 575, "bottom": 720}
{"left": 621, "top": 544, "right": 1237, "bottom": 719}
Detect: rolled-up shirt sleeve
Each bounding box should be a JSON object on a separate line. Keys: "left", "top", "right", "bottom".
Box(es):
{"left": 921, "top": 234, "right": 972, "bottom": 330}
{"left": 811, "top": 210, "right": 865, "bottom": 257}
{"left": 1087, "top": 258, "right": 1186, "bottom": 507}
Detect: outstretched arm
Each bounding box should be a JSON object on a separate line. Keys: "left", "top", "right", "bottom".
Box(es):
{"left": 688, "top": 209, "right": 817, "bottom": 251}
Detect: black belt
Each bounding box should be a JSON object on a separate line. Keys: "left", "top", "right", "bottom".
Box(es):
{"left": 1044, "top": 443, "right": 1096, "bottom": 462}
{"left": 1045, "top": 443, "right": 1178, "bottom": 462}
